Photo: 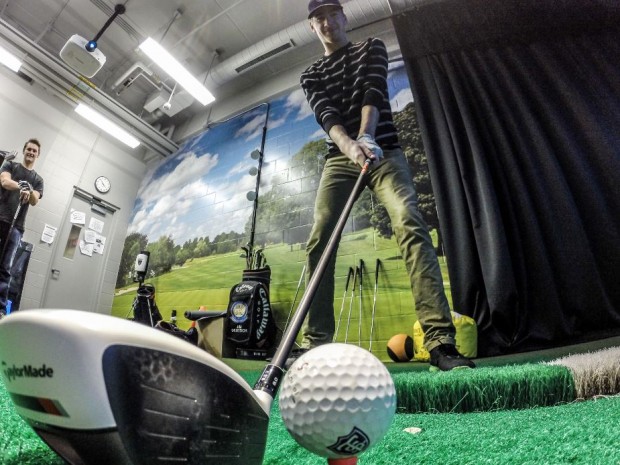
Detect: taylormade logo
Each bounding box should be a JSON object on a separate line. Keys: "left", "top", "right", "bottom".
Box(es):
{"left": 2, "top": 361, "right": 54, "bottom": 382}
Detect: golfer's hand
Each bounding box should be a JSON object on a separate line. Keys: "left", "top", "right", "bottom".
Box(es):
{"left": 19, "top": 189, "right": 30, "bottom": 204}
{"left": 343, "top": 138, "right": 381, "bottom": 168}
{"left": 18, "top": 180, "right": 32, "bottom": 191}
{"left": 18, "top": 181, "right": 32, "bottom": 204}
{"left": 357, "top": 134, "right": 384, "bottom": 165}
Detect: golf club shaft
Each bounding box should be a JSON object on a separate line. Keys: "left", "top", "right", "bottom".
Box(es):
{"left": 344, "top": 266, "right": 358, "bottom": 343}
{"left": 358, "top": 259, "right": 364, "bottom": 347}
{"left": 284, "top": 264, "right": 306, "bottom": 331}
{"left": 0, "top": 203, "right": 22, "bottom": 265}
{"left": 254, "top": 160, "right": 370, "bottom": 397}
{"left": 369, "top": 258, "right": 380, "bottom": 352}
{"left": 333, "top": 266, "right": 353, "bottom": 342}
{"left": 147, "top": 297, "right": 154, "bottom": 327}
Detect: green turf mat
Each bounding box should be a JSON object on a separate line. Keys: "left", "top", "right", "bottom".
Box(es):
{"left": 238, "top": 364, "right": 577, "bottom": 414}
{"left": 393, "top": 364, "right": 576, "bottom": 413}
{"left": 2, "top": 379, "right": 618, "bottom": 464}
{"left": 0, "top": 390, "right": 63, "bottom": 465}
{"left": 263, "top": 396, "right": 620, "bottom": 464}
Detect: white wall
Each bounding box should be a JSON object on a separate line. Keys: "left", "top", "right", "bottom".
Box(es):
{"left": 0, "top": 67, "right": 146, "bottom": 313}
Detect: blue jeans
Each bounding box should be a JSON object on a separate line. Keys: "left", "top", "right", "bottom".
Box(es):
{"left": 0, "top": 224, "right": 22, "bottom": 314}
{"left": 301, "top": 148, "right": 456, "bottom": 351}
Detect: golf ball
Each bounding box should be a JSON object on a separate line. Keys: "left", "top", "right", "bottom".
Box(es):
{"left": 279, "top": 343, "right": 396, "bottom": 459}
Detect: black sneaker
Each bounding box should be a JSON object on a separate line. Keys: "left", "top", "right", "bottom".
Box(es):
{"left": 429, "top": 344, "right": 475, "bottom": 372}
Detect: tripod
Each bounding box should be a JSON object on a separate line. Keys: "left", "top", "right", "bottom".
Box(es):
{"left": 126, "top": 280, "right": 162, "bottom": 327}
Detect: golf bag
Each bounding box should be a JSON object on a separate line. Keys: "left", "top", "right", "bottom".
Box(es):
{"left": 7, "top": 241, "right": 33, "bottom": 313}
{"left": 130, "top": 283, "right": 163, "bottom": 327}
{"left": 222, "top": 267, "right": 276, "bottom": 359}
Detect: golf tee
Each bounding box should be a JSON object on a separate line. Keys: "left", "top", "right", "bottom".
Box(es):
{"left": 328, "top": 457, "right": 358, "bottom": 465}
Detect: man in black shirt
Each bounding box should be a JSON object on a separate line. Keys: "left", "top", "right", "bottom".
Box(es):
{"left": 0, "top": 138, "right": 44, "bottom": 317}
{"left": 299, "top": 0, "right": 474, "bottom": 371}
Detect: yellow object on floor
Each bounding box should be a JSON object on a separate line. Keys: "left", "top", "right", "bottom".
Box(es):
{"left": 413, "top": 311, "right": 478, "bottom": 361}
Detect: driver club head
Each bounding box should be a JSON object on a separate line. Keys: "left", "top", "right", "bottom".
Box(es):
{"left": 0, "top": 310, "right": 270, "bottom": 465}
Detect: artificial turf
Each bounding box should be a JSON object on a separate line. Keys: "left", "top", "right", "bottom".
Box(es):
{"left": 2, "top": 379, "right": 619, "bottom": 465}
{"left": 264, "top": 396, "right": 620, "bottom": 465}
{"left": 2, "top": 339, "right": 619, "bottom": 464}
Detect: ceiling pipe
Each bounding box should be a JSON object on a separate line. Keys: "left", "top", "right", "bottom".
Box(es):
{"left": 199, "top": 0, "right": 420, "bottom": 90}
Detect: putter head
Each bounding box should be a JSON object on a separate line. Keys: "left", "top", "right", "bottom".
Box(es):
{"left": 0, "top": 310, "right": 269, "bottom": 465}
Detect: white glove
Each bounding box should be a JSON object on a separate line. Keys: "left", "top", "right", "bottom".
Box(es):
{"left": 357, "top": 134, "right": 384, "bottom": 164}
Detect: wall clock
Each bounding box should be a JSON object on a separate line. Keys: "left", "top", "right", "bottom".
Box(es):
{"left": 95, "top": 175, "right": 111, "bottom": 193}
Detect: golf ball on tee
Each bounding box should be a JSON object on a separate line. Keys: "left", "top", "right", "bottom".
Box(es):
{"left": 279, "top": 343, "right": 396, "bottom": 459}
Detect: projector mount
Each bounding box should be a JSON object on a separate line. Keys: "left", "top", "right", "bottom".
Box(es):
{"left": 85, "top": 4, "right": 126, "bottom": 52}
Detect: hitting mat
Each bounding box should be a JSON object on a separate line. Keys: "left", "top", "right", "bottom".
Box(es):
{"left": 394, "top": 346, "right": 620, "bottom": 413}
{"left": 1, "top": 346, "right": 619, "bottom": 464}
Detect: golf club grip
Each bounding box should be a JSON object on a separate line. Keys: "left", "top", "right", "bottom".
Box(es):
{"left": 184, "top": 310, "right": 226, "bottom": 320}
{"left": 345, "top": 266, "right": 353, "bottom": 290}
{"left": 257, "top": 160, "right": 371, "bottom": 386}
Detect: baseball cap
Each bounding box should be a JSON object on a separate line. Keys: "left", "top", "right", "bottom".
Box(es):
{"left": 308, "top": 0, "right": 343, "bottom": 19}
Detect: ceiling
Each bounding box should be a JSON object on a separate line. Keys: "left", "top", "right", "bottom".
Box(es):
{"left": 0, "top": 0, "right": 405, "bottom": 158}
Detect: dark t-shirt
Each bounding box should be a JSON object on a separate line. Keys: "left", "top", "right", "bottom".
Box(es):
{"left": 0, "top": 161, "right": 44, "bottom": 232}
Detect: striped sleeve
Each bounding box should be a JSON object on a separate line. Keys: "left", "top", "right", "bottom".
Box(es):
{"left": 300, "top": 66, "right": 343, "bottom": 134}
{"left": 361, "top": 38, "right": 389, "bottom": 109}
{"left": 301, "top": 38, "right": 400, "bottom": 154}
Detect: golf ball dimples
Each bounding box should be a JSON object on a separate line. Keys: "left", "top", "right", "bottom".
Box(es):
{"left": 279, "top": 343, "right": 396, "bottom": 459}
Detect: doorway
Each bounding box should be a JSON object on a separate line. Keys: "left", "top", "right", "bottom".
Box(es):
{"left": 42, "top": 187, "right": 118, "bottom": 312}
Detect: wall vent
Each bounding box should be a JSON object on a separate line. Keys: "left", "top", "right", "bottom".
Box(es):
{"left": 234, "top": 40, "right": 294, "bottom": 74}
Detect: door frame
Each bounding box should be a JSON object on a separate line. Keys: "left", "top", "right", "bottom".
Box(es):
{"left": 41, "top": 185, "right": 120, "bottom": 312}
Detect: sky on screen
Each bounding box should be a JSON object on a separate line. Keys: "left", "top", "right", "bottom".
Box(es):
{"left": 128, "top": 62, "right": 412, "bottom": 245}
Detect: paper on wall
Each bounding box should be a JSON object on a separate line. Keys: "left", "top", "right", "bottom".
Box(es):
{"left": 70, "top": 210, "right": 86, "bottom": 225}
{"left": 41, "top": 224, "right": 57, "bottom": 244}
{"left": 79, "top": 240, "right": 94, "bottom": 257}
{"left": 94, "top": 234, "right": 106, "bottom": 254}
{"left": 84, "top": 230, "right": 97, "bottom": 244}
{"left": 89, "top": 217, "right": 104, "bottom": 234}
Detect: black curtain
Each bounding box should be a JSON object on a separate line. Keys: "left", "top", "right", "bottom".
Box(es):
{"left": 393, "top": 0, "right": 620, "bottom": 355}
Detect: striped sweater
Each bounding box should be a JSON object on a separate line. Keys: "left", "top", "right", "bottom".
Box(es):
{"left": 300, "top": 37, "right": 400, "bottom": 156}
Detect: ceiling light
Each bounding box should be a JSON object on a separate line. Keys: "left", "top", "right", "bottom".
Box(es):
{"left": 0, "top": 44, "right": 22, "bottom": 72}
{"left": 75, "top": 103, "right": 140, "bottom": 148}
{"left": 139, "top": 37, "right": 215, "bottom": 106}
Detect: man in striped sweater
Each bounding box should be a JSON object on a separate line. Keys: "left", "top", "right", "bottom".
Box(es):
{"left": 298, "top": 0, "right": 475, "bottom": 371}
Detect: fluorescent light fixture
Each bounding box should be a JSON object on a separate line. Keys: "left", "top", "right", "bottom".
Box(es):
{"left": 75, "top": 103, "right": 140, "bottom": 149}
{"left": 139, "top": 37, "right": 215, "bottom": 106}
{"left": 0, "top": 44, "right": 22, "bottom": 72}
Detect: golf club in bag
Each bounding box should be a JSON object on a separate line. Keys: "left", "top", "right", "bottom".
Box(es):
{"left": 0, "top": 161, "right": 371, "bottom": 465}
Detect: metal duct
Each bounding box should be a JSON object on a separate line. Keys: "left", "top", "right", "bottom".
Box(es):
{"left": 202, "top": 0, "right": 402, "bottom": 89}
{"left": 0, "top": 18, "right": 177, "bottom": 158}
